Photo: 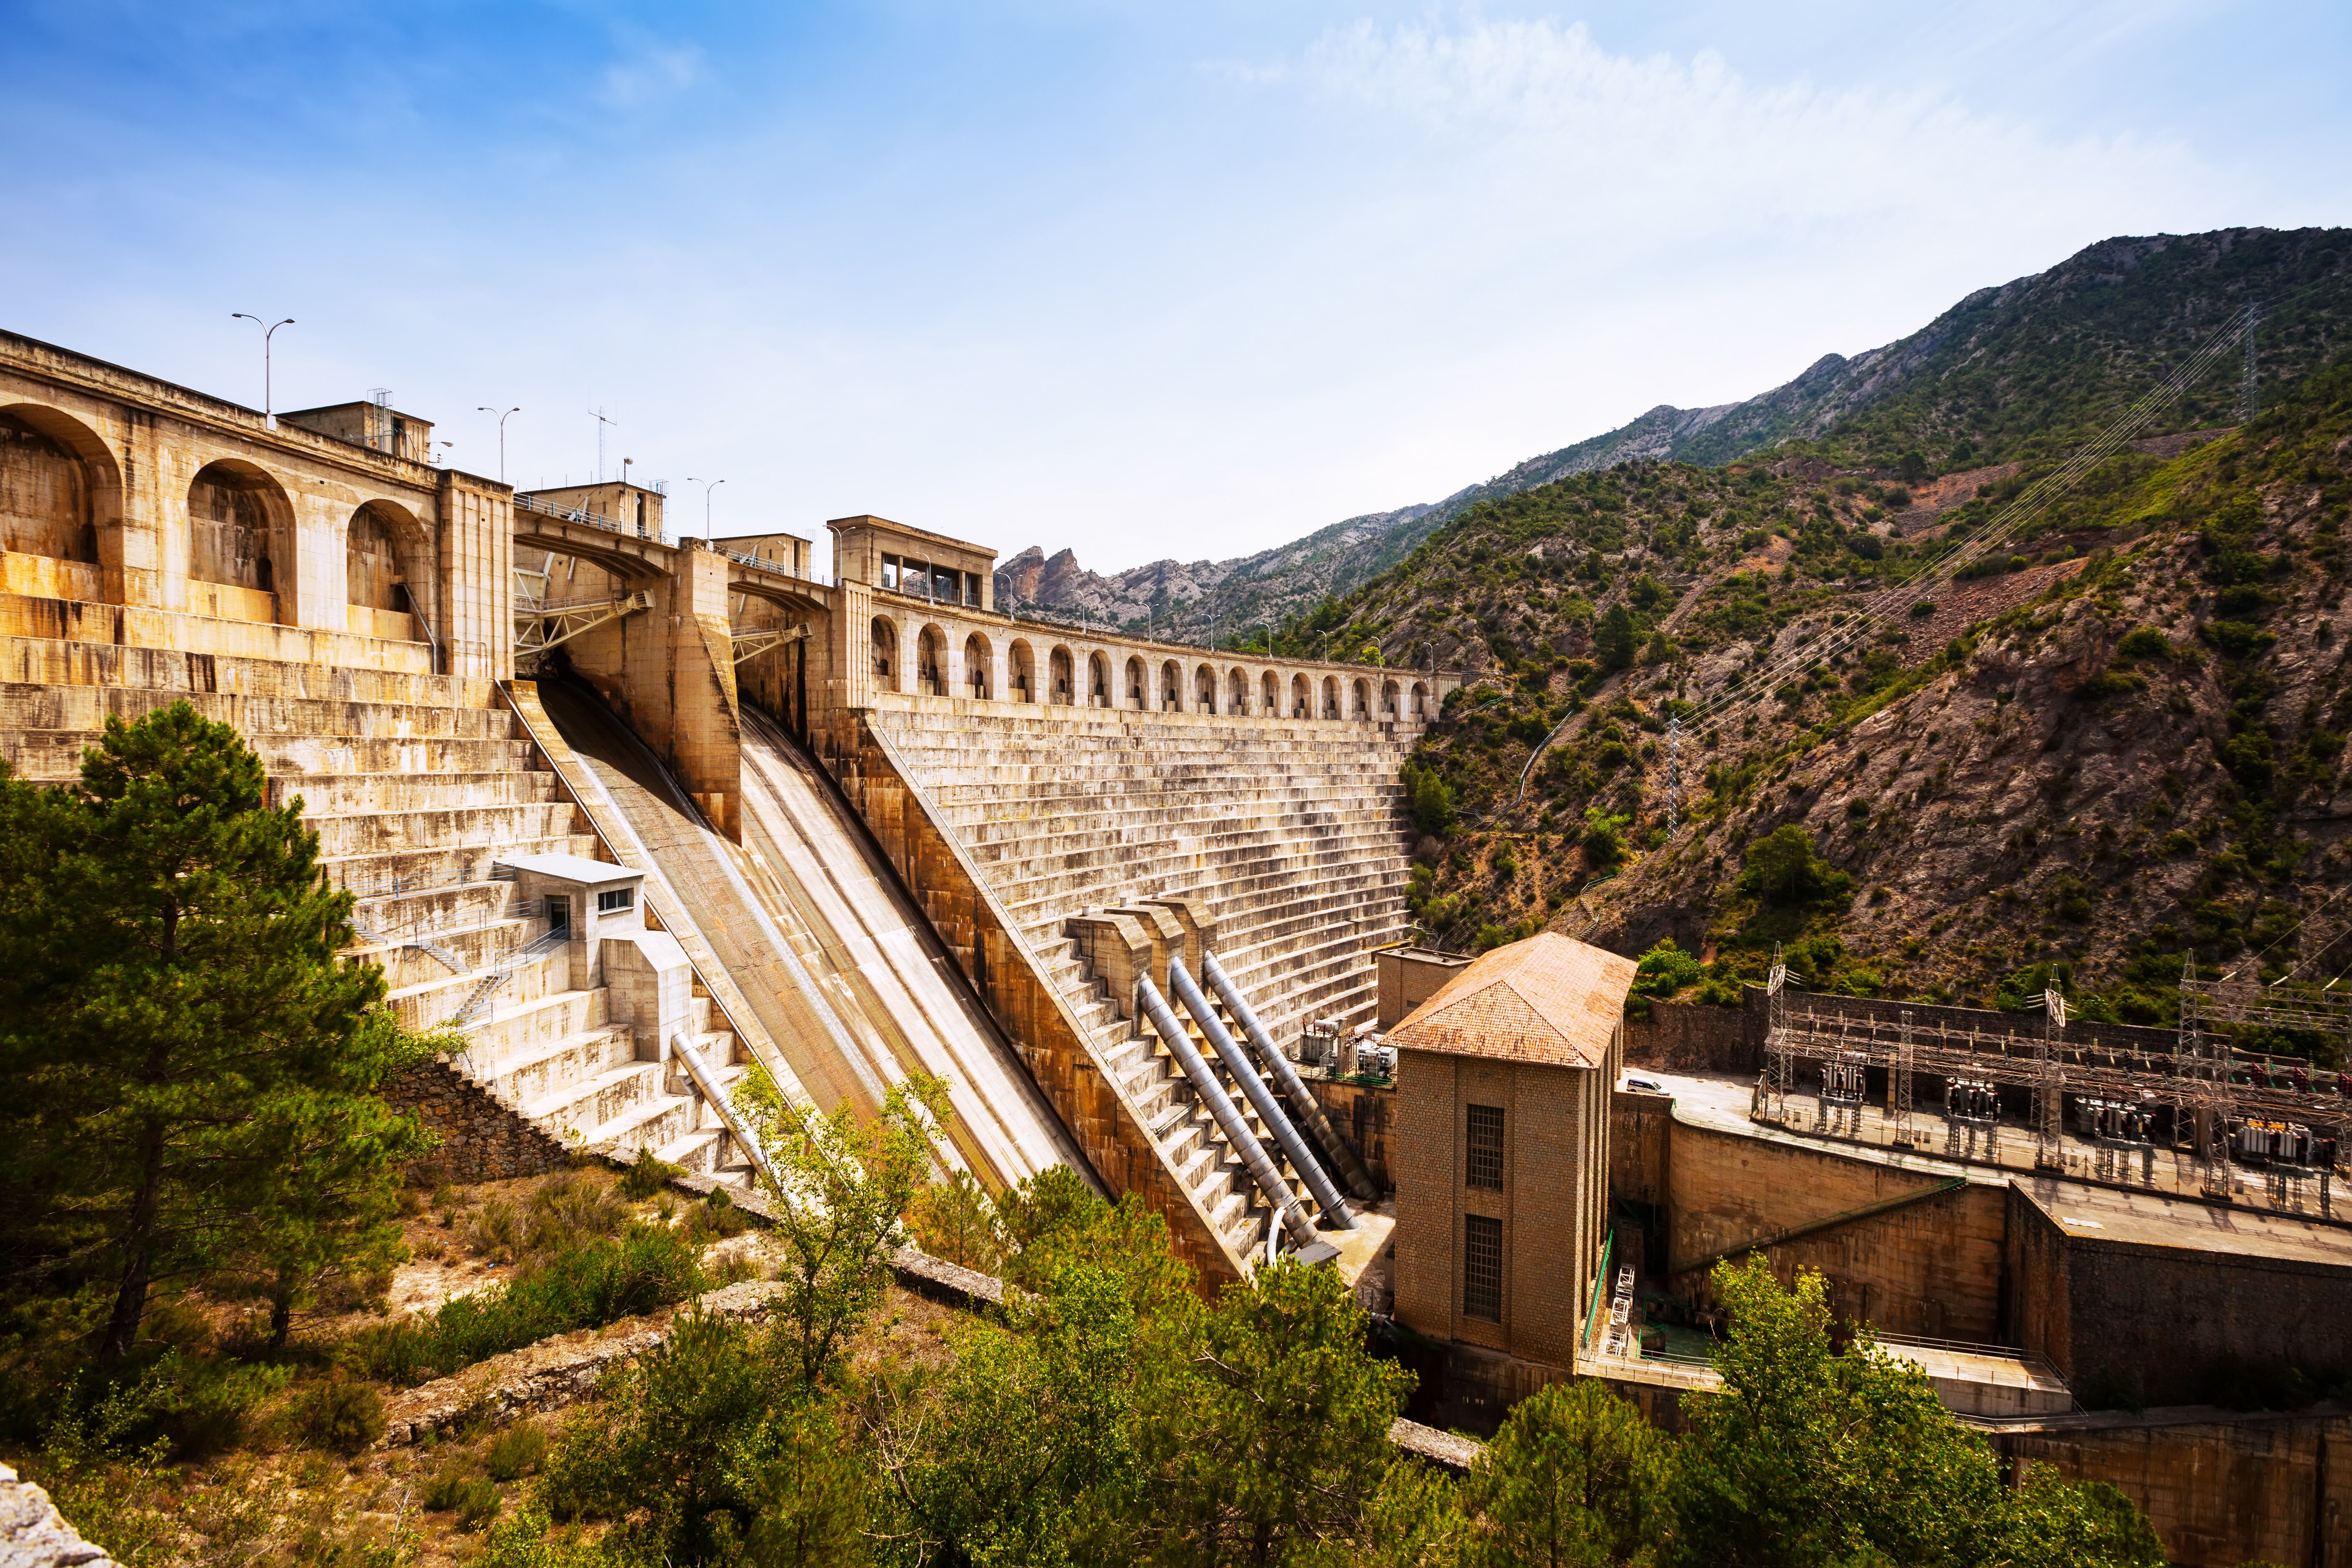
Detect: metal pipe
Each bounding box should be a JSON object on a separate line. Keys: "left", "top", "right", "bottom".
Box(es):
{"left": 1171, "top": 957, "right": 1355, "bottom": 1229}
{"left": 669, "top": 1030, "right": 774, "bottom": 1186}
{"left": 1136, "top": 975, "right": 1318, "bottom": 1251}
{"left": 1203, "top": 949, "right": 1379, "bottom": 1201}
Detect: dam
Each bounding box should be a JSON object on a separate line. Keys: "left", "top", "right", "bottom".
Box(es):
{"left": 0, "top": 330, "right": 1452, "bottom": 1284}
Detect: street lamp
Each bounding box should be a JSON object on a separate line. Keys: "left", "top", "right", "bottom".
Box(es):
{"left": 231, "top": 314, "right": 293, "bottom": 429}
{"left": 477, "top": 406, "right": 520, "bottom": 482}
{"left": 687, "top": 477, "right": 726, "bottom": 537}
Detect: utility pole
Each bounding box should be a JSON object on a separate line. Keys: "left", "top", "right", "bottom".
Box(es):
{"left": 591, "top": 408, "right": 618, "bottom": 483}
{"left": 231, "top": 314, "right": 294, "bottom": 430}
{"left": 478, "top": 406, "right": 520, "bottom": 482}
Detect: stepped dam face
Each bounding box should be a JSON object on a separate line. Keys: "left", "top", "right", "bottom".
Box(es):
{"left": 0, "top": 330, "right": 1454, "bottom": 1284}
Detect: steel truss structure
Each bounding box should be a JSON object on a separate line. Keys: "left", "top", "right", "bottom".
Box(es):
{"left": 1756, "top": 956, "right": 2348, "bottom": 1200}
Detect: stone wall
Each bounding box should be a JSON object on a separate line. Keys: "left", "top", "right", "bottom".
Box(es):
{"left": 1994, "top": 1409, "right": 2351, "bottom": 1568}
{"left": 1626, "top": 999, "right": 1755, "bottom": 1073}
{"left": 1309, "top": 1077, "right": 1397, "bottom": 1193}
{"left": 2006, "top": 1186, "right": 2352, "bottom": 1409}
{"left": 821, "top": 709, "right": 1241, "bottom": 1286}
{"left": 382, "top": 1055, "right": 572, "bottom": 1183}
{"left": 1661, "top": 1117, "right": 2009, "bottom": 1343}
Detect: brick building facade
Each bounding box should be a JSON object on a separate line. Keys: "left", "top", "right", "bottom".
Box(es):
{"left": 1389, "top": 933, "right": 1635, "bottom": 1368}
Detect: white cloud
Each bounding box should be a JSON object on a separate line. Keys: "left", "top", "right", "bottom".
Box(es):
{"left": 599, "top": 37, "right": 703, "bottom": 109}
{"left": 1293, "top": 15, "right": 2208, "bottom": 235}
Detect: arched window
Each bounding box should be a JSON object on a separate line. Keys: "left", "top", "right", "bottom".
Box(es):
{"left": 1411, "top": 681, "right": 1429, "bottom": 719}
{"left": 1262, "top": 670, "right": 1279, "bottom": 713}
{"left": 1352, "top": 678, "right": 1371, "bottom": 719}
{"left": 1290, "top": 673, "right": 1310, "bottom": 718}
{"left": 1125, "top": 656, "right": 1146, "bottom": 709}
{"left": 872, "top": 617, "right": 900, "bottom": 690}
{"left": 1322, "top": 675, "right": 1340, "bottom": 720}
{"left": 1009, "top": 639, "right": 1037, "bottom": 702}
{"left": 187, "top": 459, "right": 293, "bottom": 624}
{"left": 1160, "top": 660, "right": 1181, "bottom": 711}
{"left": 1228, "top": 668, "right": 1248, "bottom": 713}
{"left": 1050, "top": 646, "right": 1075, "bottom": 704}
{"left": 1382, "top": 679, "right": 1400, "bottom": 717}
{"left": 964, "top": 633, "right": 993, "bottom": 699}
{"left": 918, "top": 626, "right": 946, "bottom": 696}
{"left": 0, "top": 408, "right": 98, "bottom": 565}
{"left": 1091, "top": 651, "right": 1111, "bottom": 707}
{"left": 1194, "top": 663, "right": 1216, "bottom": 714}
{"left": 346, "top": 500, "right": 420, "bottom": 638}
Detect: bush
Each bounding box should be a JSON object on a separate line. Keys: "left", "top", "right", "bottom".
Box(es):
{"left": 2116, "top": 625, "right": 2173, "bottom": 660}
{"left": 618, "top": 1148, "right": 685, "bottom": 1200}
{"left": 1909, "top": 599, "right": 1936, "bottom": 618}
{"left": 486, "top": 1423, "right": 549, "bottom": 1481}
{"left": 290, "top": 1377, "right": 385, "bottom": 1455}
{"left": 1401, "top": 761, "right": 1457, "bottom": 837}
{"left": 1739, "top": 825, "right": 1854, "bottom": 908}
{"left": 426, "top": 1470, "right": 504, "bottom": 1531}
{"left": 343, "top": 1224, "right": 706, "bottom": 1385}
{"left": 1581, "top": 807, "right": 1630, "bottom": 871}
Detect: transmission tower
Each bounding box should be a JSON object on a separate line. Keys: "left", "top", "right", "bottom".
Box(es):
{"left": 2032, "top": 988, "right": 2067, "bottom": 1170}
{"left": 1664, "top": 714, "right": 1682, "bottom": 833}
{"left": 2240, "top": 302, "right": 2262, "bottom": 423}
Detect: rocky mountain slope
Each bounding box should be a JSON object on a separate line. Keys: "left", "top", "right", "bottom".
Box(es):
{"left": 1001, "top": 227, "right": 2352, "bottom": 649}
{"left": 1374, "top": 354, "right": 2352, "bottom": 1044}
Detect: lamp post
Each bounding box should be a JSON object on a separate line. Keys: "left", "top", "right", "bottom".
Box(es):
{"left": 477, "top": 406, "right": 520, "bottom": 482}
{"left": 231, "top": 314, "right": 293, "bottom": 429}
{"left": 687, "top": 477, "right": 725, "bottom": 537}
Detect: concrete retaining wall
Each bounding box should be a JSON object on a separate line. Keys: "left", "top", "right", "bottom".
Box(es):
{"left": 1626, "top": 999, "right": 1755, "bottom": 1073}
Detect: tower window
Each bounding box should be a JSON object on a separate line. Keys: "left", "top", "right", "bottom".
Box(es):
{"left": 1464, "top": 1215, "right": 1503, "bottom": 1321}
{"left": 1467, "top": 1104, "right": 1504, "bottom": 1191}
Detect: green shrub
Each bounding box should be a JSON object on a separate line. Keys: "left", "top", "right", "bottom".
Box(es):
{"left": 486, "top": 1423, "right": 549, "bottom": 1482}
{"left": 290, "top": 1377, "right": 385, "bottom": 1455}
{"left": 1401, "top": 761, "right": 1458, "bottom": 837}
{"left": 1909, "top": 599, "right": 1936, "bottom": 618}
{"left": 343, "top": 1224, "right": 706, "bottom": 1385}
{"left": 426, "top": 1470, "right": 504, "bottom": 1530}
{"left": 2115, "top": 625, "right": 2172, "bottom": 659}
{"left": 1739, "top": 825, "right": 1854, "bottom": 908}
{"left": 1581, "top": 807, "right": 1630, "bottom": 871}
{"left": 618, "top": 1148, "right": 685, "bottom": 1200}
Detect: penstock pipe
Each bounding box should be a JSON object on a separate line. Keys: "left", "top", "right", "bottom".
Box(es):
{"left": 1171, "top": 957, "right": 1354, "bottom": 1228}
{"left": 1202, "top": 949, "right": 1379, "bottom": 1201}
{"left": 1137, "top": 975, "right": 1320, "bottom": 1251}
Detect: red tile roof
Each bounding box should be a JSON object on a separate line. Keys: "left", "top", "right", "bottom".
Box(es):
{"left": 1384, "top": 931, "right": 1635, "bottom": 1068}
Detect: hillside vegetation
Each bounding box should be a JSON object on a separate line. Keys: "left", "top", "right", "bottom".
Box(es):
{"left": 1005, "top": 227, "right": 2351, "bottom": 649}
{"left": 1351, "top": 353, "right": 2352, "bottom": 1042}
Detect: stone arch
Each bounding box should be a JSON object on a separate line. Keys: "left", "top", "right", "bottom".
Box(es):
{"left": 1262, "top": 669, "right": 1279, "bottom": 713}
{"left": 1381, "top": 678, "right": 1400, "bottom": 718}
{"left": 1290, "top": 672, "right": 1310, "bottom": 718}
{"left": 1088, "top": 650, "right": 1111, "bottom": 707}
{"left": 1411, "top": 680, "right": 1429, "bottom": 719}
{"left": 917, "top": 623, "right": 948, "bottom": 696}
{"left": 1351, "top": 677, "right": 1371, "bottom": 719}
{"left": 1048, "top": 644, "right": 1075, "bottom": 704}
{"left": 0, "top": 402, "right": 125, "bottom": 601}
{"left": 1321, "top": 674, "right": 1341, "bottom": 720}
{"left": 1228, "top": 666, "right": 1249, "bottom": 713}
{"left": 962, "top": 631, "right": 994, "bottom": 699}
{"left": 187, "top": 458, "right": 296, "bottom": 624}
{"left": 871, "top": 615, "right": 903, "bottom": 693}
{"left": 1193, "top": 661, "right": 1217, "bottom": 714}
{"left": 1123, "top": 655, "right": 1145, "bottom": 709}
{"left": 1008, "top": 637, "right": 1037, "bottom": 702}
{"left": 346, "top": 498, "right": 431, "bottom": 640}
{"left": 1159, "top": 659, "right": 1181, "bottom": 712}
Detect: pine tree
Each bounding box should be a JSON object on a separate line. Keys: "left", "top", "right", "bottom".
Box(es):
{"left": 0, "top": 702, "right": 429, "bottom": 1359}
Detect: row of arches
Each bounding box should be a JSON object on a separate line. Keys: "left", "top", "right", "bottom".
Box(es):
{"left": 0, "top": 399, "right": 433, "bottom": 637}
{"left": 871, "top": 616, "right": 1429, "bottom": 721}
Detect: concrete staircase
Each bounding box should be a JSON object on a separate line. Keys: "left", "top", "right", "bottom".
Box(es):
{"left": 0, "top": 600, "right": 755, "bottom": 1186}
{"left": 870, "top": 707, "right": 1419, "bottom": 1053}
{"left": 1041, "top": 926, "right": 1337, "bottom": 1262}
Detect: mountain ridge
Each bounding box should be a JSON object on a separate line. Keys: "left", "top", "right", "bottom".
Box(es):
{"left": 997, "top": 227, "right": 2350, "bottom": 646}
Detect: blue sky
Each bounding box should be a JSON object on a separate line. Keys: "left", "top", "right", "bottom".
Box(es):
{"left": 4, "top": 2, "right": 2347, "bottom": 572}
